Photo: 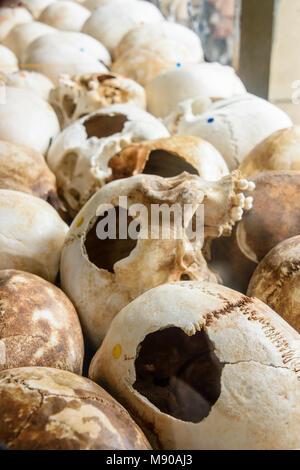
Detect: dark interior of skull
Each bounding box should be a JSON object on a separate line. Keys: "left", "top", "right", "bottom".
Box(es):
{"left": 142, "top": 150, "right": 199, "bottom": 178}
{"left": 63, "top": 95, "right": 76, "bottom": 118}
{"left": 84, "top": 206, "right": 138, "bottom": 273}
{"left": 83, "top": 113, "right": 128, "bottom": 138}
{"left": 133, "top": 327, "right": 223, "bottom": 423}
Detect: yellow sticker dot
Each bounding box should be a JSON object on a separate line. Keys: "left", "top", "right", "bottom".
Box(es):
{"left": 112, "top": 344, "right": 122, "bottom": 359}
{"left": 76, "top": 217, "right": 84, "bottom": 227}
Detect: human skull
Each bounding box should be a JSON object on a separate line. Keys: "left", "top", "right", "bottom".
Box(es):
{"left": 114, "top": 22, "right": 203, "bottom": 63}
{"left": 108, "top": 135, "right": 229, "bottom": 181}
{"left": 82, "top": 0, "right": 164, "bottom": 54}
{"left": 0, "top": 189, "right": 68, "bottom": 282}
{"left": 0, "top": 87, "right": 59, "bottom": 154}
{"left": 89, "top": 281, "right": 300, "bottom": 450}
{"left": 0, "top": 269, "right": 84, "bottom": 373}
{"left": 3, "top": 21, "right": 56, "bottom": 62}
{"left": 209, "top": 171, "right": 300, "bottom": 293}
{"left": 17, "top": 0, "right": 58, "bottom": 19}
{"left": 38, "top": 1, "right": 90, "bottom": 31}
{"left": 60, "top": 171, "right": 254, "bottom": 348}
{"left": 0, "top": 367, "right": 151, "bottom": 450}
{"left": 0, "top": 7, "right": 32, "bottom": 41}
{"left": 23, "top": 32, "right": 110, "bottom": 84}
{"left": 1, "top": 70, "right": 54, "bottom": 100}
{"left": 47, "top": 104, "right": 170, "bottom": 215}
{"left": 0, "top": 45, "right": 18, "bottom": 74}
{"left": 0, "top": 139, "right": 61, "bottom": 210}
{"left": 165, "top": 94, "right": 293, "bottom": 170}
{"left": 112, "top": 42, "right": 198, "bottom": 87}
{"left": 239, "top": 126, "right": 300, "bottom": 177}
{"left": 146, "top": 63, "right": 247, "bottom": 118}
{"left": 247, "top": 235, "right": 300, "bottom": 333}
{"left": 49, "top": 72, "right": 146, "bottom": 129}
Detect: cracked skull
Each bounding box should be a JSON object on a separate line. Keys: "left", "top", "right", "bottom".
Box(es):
{"left": 0, "top": 367, "right": 151, "bottom": 450}
{"left": 247, "top": 235, "right": 300, "bottom": 333}
{"left": 60, "top": 171, "right": 254, "bottom": 348}
{"left": 47, "top": 104, "right": 170, "bottom": 216}
{"left": 0, "top": 269, "right": 84, "bottom": 373}
{"left": 165, "top": 94, "right": 293, "bottom": 171}
{"left": 89, "top": 281, "right": 300, "bottom": 450}
{"left": 49, "top": 72, "right": 146, "bottom": 129}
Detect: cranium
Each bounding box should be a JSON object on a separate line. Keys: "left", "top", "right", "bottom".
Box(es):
{"left": 3, "top": 21, "right": 56, "bottom": 62}
{"left": 82, "top": 0, "right": 164, "bottom": 54}
{"left": 0, "top": 87, "right": 59, "bottom": 154}
{"left": 1, "top": 70, "right": 54, "bottom": 100}
{"left": 146, "top": 63, "right": 247, "bottom": 118}
{"left": 165, "top": 94, "right": 293, "bottom": 170}
{"left": 84, "top": 0, "right": 131, "bottom": 10}
{"left": 0, "top": 367, "right": 151, "bottom": 450}
{"left": 49, "top": 72, "right": 146, "bottom": 129}
{"left": 89, "top": 281, "right": 300, "bottom": 450}
{"left": 0, "top": 269, "right": 84, "bottom": 373}
{"left": 47, "top": 103, "right": 170, "bottom": 215}
{"left": 0, "top": 6, "right": 32, "bottom": 41}
{"left": 0, "top": 189, "right": 68, "bottom": 282}
{"left": 114, "top": 22, "right": 203, "bottom": 63}
{"left": 60, "top": 171, "right": 254, "bottom": 348}
{"left": 108, "top": 135, "right": 229, "bottom": 181}
{"left": 13, "top": 0, "right": 58, "bottom": 19}
{"left": 247, "top": 235, "right": 300, "bottom": 333}
{"left": 23, "top": 32, "right": 110, "bottom": 84}
{"left": 239, "top": 126, "right": 300, "bottom": 177}
{"left": 38, "top": 1, "right": 90, "bottom": 31}
{"left": 0, "top": 44, "right": 18, "bottom": 74}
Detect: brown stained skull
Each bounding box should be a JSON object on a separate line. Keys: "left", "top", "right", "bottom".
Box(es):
{"left": 49, "top": 72, "right": 146, "bottom": 128}
{"left": 61, "top": 171, "right": 254, "bottom": 348}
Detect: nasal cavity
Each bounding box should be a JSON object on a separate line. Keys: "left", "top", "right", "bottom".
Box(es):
{"left": 133, "top": 327, "right": 223, "bottom": 423}
{"left": 83, "top": 113, "right": 128, "bottom": 138}
{"left": 142, "top": 150, "right": 199, "bottom": 178}
{"left": 84, "top": 206, "right": 138, "bottom": 273}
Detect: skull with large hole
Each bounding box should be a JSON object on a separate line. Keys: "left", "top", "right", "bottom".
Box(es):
{"left": 89, "top": 282, "right": 300, "bottom": 450}
{"left": 47, "top": 104, "right": 170, "bottom": 216}
{"left": 60, "top": 171, "right": 254, "bottom": 348}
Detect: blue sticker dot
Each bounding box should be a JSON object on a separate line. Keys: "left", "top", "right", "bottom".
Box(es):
{"left": 207, "top": 117, "right": 214, "bottom": 123}
{"left": 80, "top": 48, "right": 85, "bottom": 52}
{"left": 176, "top": 62, "right": 181, "bottom": 67}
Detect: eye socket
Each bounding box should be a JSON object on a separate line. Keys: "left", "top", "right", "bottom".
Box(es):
{"left": 84, "top": 206, "right": 138, "bottom": 273}
{"left": 83, "top": 113, "right": 128, "bottom": 139}
{"left": 133, "top": 327, "right": 223, "bottom": 423}
{"left": 180, "top": 273, "right": 191, "bottom": 281}
{"left": 142, "top": 150, "right": 199, "bottom": 178}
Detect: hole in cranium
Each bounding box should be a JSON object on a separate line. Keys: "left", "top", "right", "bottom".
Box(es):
{"left": 63, "top": 95, "right": 76, "bottom": 118}
{"left": 59, "top": 152, "right": 78, "bottom": 178}
{"left": 133, "top": 327, "right": 224, "bottom": 423}
{"left": 142, "top": 150, "right": 199, "bottom": 178}
{"left": 84, "top": 206, "right": 138, "bottom": 273}
{"left": 180, "top": 273, "right": 191, "bottom": 281}
{"left": 83, "top": 113, "right": 128, "bottom": 139}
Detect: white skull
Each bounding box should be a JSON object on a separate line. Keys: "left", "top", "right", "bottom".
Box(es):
{"left": 84, "top": 0, "right": 131, "bottom": 10}
{"left": 0, "top": 189, "right": 68, "bottom": 282}
{"left": 114, "top": 22, "right": 203, "bottom": 63}
{"left": 47, "top": 103, "right": 169, "bottom": 215}
{"left": 0, "top": 87, "right": 59, "bottom": 155}
{"left": 38, "top": 1, "right": 90, "bottom": 31}
{"left": 0, "top": 45, "right": 18, "bottom": 74}
{"left": 239, "top": 126, "right": 300, "bottom": 177}
{"left": 49, "top": 72, "right": 146, "bottom": 128}
{"left": 165, "top": 94, "right": 293, "bottom": 170}
{"left": 1, "top": 70, "right": 54, "bottom": 100}
{"left": 17, "top": 0, "right": 58, "bottom": 19}
{"left": 89, "top": 281, "right": 300, "bottom": 450}
{"left": 23, "top": 32, "right": 111, "bottom": 84}
{"left": 3, "top": 21, "right": 56, "bottom": 62}
{"left": 146, "top": 63, "right": 247, "bottom": 118}
{"left": 0, "top": 7, "right": 33, "bottom": 41}
{"left": 60, "top": 171, "right": 254, "bottom": 348}
{"left": 82, "top": 0, "right": 164, "bottom": 54}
